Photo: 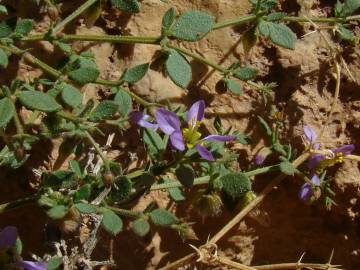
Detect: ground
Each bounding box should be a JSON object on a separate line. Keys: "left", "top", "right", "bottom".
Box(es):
{"left": 0, "top": 0, "right": 359, "bottom": 269}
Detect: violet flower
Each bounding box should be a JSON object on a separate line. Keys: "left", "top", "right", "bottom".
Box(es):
{"left": 298, "top": 174, "right": 320, "bottom": 201}
{"left": 155, "top": 100, "right": 236, "bottom": 161}
{"left": 0, "top": 226, "right": 47, "bottom": 270}
{"left": 130, "top": 111, "right": 158, "bottom": 132}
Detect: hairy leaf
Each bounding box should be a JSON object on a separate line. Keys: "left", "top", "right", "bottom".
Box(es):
{"left": 149, "top": 209, "right": 178, "bottom": 226}
{"left": 61, "top": 84, "right": 82, "bottom": 108}
{"left": 165, "top": 49, "right": 192, "bottom": 88}
{"left": 18, "top": 91, "right": 61, "bottom": 112}
{"left": 75, "top": 203, "right": 97, "bottom": 214}
{"left": 47, "top": 205, "right": 68, "bottom": 220}
{"left": 175, "top": 164, "right": 195, "bottom": 188}
{"left": 89, "top": 101, "right": 119, "bottom": 122}
{"left": 143, "top": 128, "right": 165, "bottom": 157}
{"left": 0, "top": 97, "right": 15, "bottom": 128}
{"left": 221, "top": 172, "right": 251, "bottom": 199}
{"left": 114, "top": 90, "right": 132, "bottom": 116}
{"left": 15, "top": 19, "right": 33, "bottom": 36}
{"left": 0, "top": 48, "right": 8, "bottom": 68}
{"left": 67, "top": 57, "right": 100, "bottom": 85}
{"left": 172, "top": 11, "right": 215, "bottom": 41}
{"left": 121, "top": 63, "right": 149, "bottom": 84}
{"left": 0, "top": 18, "right": 15, "bottom": 38}
{"left": 279, "top": 161, "right": 295, "bottom": 175}
{"left": 224, "top": 78, "right": 242, "bottom": 95}
{"left": 268, "top": 22, "right": 296, "bottom": 50}
{"left": 233, "top": 67, "right": 258, "bottom": 81}
{"left": 132, "top": 218, "right": 150, "bottom": 237}
{"left": 110, "top": 176, "right": 132, "bottom": 202}
{"left": 111, "top": 0, "right": 140, "bottom": 13}
{"left": 101, "top": 210, "right": 123, "bottom": 236}
{"left": 162, "top": 7, "right": 176, "bottom": 36}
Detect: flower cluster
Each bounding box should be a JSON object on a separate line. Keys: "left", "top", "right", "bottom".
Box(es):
{"left": 0, "top": 226, "right": 46, "bottom": 270}
{"left": 131, "top": 100, "right": 235, "bottom": 161}
{"left": 299, "top": 125, "right": 355, "bottom": 201}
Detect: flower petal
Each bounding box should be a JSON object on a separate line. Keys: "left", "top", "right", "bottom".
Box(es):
{"left": 310, "top": 174, "right": 321, "bottom": 186}
{"left": 0, "top": 226, "right": 18, "bottom": 249}
{"left": 299, "top": 183, "right": 313, "bottom": 201}
{"left": 308, "top": 154, "right": 325, "bottom": 169}
{"left": 202, "top": 135, "right": 236, "bottom": 142}
{"left": 195, "top": 144, "right": 215, "bottom": 161}
{"left": 186, "top": 100, "right": 205, "bottom": 127}
{"left": 170, "top": 130, "right": 185, "bottom": 151}
{"left": 15, "top": 261, "right": 47, "bottom": 270}
{"left": 303, "top": 125, "right": 317, "bottom": 143}
{"left": 255, "top": 154, "right": 265, "bottom": 166}
{"left": 332, "top": 144, "right": 355, "bottom": 155}
{"left": 130, "top": 112, "right": 158, "bottom": 131}
{"left": 155, "top": 109, "right": 181, "bottom": 135}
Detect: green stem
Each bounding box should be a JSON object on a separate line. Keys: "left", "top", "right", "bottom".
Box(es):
{"left": 119, "top": 86, "right": 161, "bottom": 108}
{"left": 107, "top": 206, "right": 143, "bottom": 218}
{"left": 150, "top": 165, "right": 278, "bottom": 191}
{"left": 167, "top": 43, "right": 227, "bottom": 73}
{"left": 53, "top": 0, "right": 98, "bottom": 33}
{"left": 23, "top": 34, "right": 161, "bottom": 44}
{"left": 0, "top": 194, "right": 39, "bottom": 214}
{"left": 213, "top": 14, "right": 258, "bottom": 30}
{"left": 85, "top": 131, "right": 110, "bottom": 172}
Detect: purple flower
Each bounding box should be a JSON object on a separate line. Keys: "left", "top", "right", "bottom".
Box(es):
{"left": 156, "top": 100, "right": 236, "bottom": 161}
{"left": 299, "top": 174, "right": 321, "bottom": 201}
{"left": 303, "top": 125, "right": 320, "bottom": 150}
{"left": 0, "top": 226, "right": 47, "bottom": 270}
{"left": 254, "top": 147, "right": 272, "bottom": 166}
{"left": 130, "top": 111, "right": 158, "bottom": 132}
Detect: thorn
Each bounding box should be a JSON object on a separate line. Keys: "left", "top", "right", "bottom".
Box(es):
{"left": 189, "top": 244, "right": 203, "bottom": 263}
{"left": 296, "top": 252, "right": 305, "bottom": 270}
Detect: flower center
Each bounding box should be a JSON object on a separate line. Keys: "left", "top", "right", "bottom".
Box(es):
{"left": 315, "top": 153, "right": 345, "bottom": 174}
{"left": 182, "top": 118, "right": 202, "bottom": 149}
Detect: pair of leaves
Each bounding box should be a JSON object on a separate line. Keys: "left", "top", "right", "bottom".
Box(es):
{"left": 111, "top": 0, "right": 140, "bottom": 13}
{"left": 258, "top": 20, "right": 296, "bottom": 50}
{"left": 165, "top": 49, "right": 192, "bottom": 88}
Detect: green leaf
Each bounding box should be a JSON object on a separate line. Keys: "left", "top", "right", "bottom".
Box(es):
{"left": 132, "top": 218, "right": 150, "bottom": 237}
{"left": 279, "top": 161, "right": 295, "bottom": 175}
{"left": 15, "top": 19, "right": 33, "bottom": 36}
{"left": 257, "top": 116, "right": 272, "bottom": 137}
{"left": 67, "top": 57, "right": 100, "bottom": 85}
{"left": 111, "top": 0, "right": 140, "bottom": 13}
{"left": 336, "top": 25, "right": 356, "bottom": 43}
{"left": 75, "top": 203, "right": 97, "bottom": 214}
{"left": 175, "top": 164, "right": 195, "bottom": 188}
{"left": 89, "top": 100, "right": 119, "bottom": 122}
{"left": 101, "top": 210, "right": 123, "bottom": 236}
{"left": 84, "top": 0, "right": 102, "bottom": 27}
{"left": 0, "top": 48, "right": 8, "bottom": 68}
{"left": 114, "top": 90, "right": 132, "bottom": 117}
{"left": 38, "top": 195, "right": 58, "bottom": 208}
{"left": 268, "top": 22, "right": 296, "bottom": 50}
{"left": 54, "top": 41, "right": 72, "bottom": 54}
{"left": 258, "top": 20, "right": 270, "bottom": 38}
{"left": 242, "top": 26, "right": 258, "bottom": 54}
{"left": 61, "top": 84, "right": 82, "bottom": 108}
{"left": 18, "top": 91, "right": 61, "bottom": 112}
{"left": 74, "top": 184, "right": 91, "bottom": 202}
{"left": 0, "top": 5, "right": 8, "bottom": 15}
{"left": 121, "top": 63, "right": 149, "bottom": 84}
{"left": 267, "top": 12, "right": 286, "bottom": 21}
{"left": 149, "top": 209, "right": 178, "bottom": 226}
{"left": 168, "top": 185, "right": 185, "bottom": 202}
{"left": 165, "top": 49, "right": 192, "bottom": 88}
{"left": 47, "top": 205, "right": 68, "bottom": 220}
{"left": 172, "top": 11, "right": 215, "bottom": 41}
{"left": 0, "top": 97, "right": 15, "bottom": 128}
{"left": 233, "top": 67, "right": 258, "bottom": 81}
{"left": 342, "top": 0, "right": 360, "bottom": 16}
{"left": 143, "top": 128, "right": 165, "bottom": 157}
{"left": 220, "top": 172, "right": 252, "bottom": 199}
{"left": 162, "top": 8, "right": 176, "bottom": 36}
{"left": 47, "top": 257, "right": 63, "bottom": 270}
{"left": 69, "top": 160, "right": 83, "bottom": 178}
{"left": 224, "top": 78, "right": 242, "bottom": 95}
{"left": 233, "top": 131, "right": 250, "bottom": 145}
{"left": 110, "top": 176, "right": 132, "bottom": 202}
